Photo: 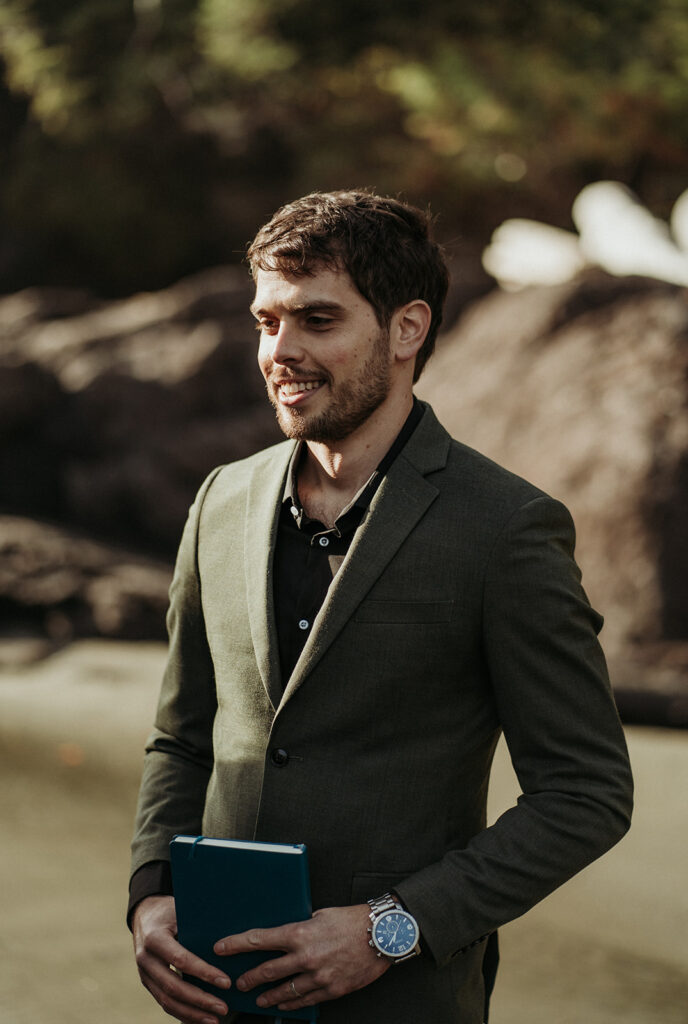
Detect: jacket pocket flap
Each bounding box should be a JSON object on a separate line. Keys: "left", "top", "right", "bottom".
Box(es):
{"left": 354, "top": 600, "right": 453, "bottom": 623}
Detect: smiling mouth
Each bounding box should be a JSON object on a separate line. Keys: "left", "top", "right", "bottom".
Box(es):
{"left": 276, "top": 379, "right": 326, "bottom": 405}
{"left": 280, "top": 380, "right": 324, "bottom": 395}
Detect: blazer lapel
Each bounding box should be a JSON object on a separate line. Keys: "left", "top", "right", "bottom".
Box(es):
{"left": 279, "top": 405, "right": 451, "bottom": 709}
{"left": 244, "top": 442, "right": 296, "bottom": 711}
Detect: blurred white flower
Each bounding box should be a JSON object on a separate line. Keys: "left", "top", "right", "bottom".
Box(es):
{"left": 482, "top": 219, "right": 586, "bottom": 290}
{"left": 669, "top": 188, "right": 688, "bottom": 253}
{"left": 483, "top": 180, "right": 688, "bottom": 289}
{"left": 573, "top": 181, "right": 688, "bottom": 286}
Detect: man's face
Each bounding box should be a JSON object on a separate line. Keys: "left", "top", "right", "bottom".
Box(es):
{"left": 252, "top": 266, "right": 392, "bottom": 443}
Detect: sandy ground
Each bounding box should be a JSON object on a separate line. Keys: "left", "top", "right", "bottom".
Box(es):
{"left": 1, "top": 639, "right": 686, "bottom": 1024}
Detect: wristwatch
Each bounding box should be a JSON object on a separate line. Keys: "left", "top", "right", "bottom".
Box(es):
{"left": 367, "top": 892, "right": 421, "bottom": 963}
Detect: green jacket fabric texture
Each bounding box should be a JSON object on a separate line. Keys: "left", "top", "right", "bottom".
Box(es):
{"left": 131, "top": 402, "right": 633, "bottom": 1023}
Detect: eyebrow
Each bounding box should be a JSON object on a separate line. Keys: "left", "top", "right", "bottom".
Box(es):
{"left": 249, "top": 300, "right": 346, "bottom": 317}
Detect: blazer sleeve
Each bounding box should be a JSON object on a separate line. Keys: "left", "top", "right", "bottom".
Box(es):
{"left": 129, "top": 468, "right": 222, "bottom": 876}
{"left": 395, "top": 494, "right": 634, "bottom": 968}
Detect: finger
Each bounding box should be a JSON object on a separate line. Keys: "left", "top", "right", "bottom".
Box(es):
{"left": 255, "top": 976, "right": 319, "bottom": 1010}
{"left": 146, "top": 982, "right": 221, "bottom": 1024}
{"left": 143, "top": 930, "right": 231, "bottom": 990}
{"left": 146, "top": 982, "right": 224, "bottom": 1024}
{"left": 139, "top": 963, "right": 229, "bottom": 1024}
{"left": 215, "top": 922, "right": 294, "bottom": 957}
{"left": 234, "top": 952, "right": 302, "bottom": 992}
{"left": 138, "top": 957, "right": 230, "bottom": 1018}
{"left": 275, "top": 985, "right": 328, "bottom": 1012}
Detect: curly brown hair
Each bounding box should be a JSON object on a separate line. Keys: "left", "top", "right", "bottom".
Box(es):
{"left": 246, "top": 190, "right": 449, "bottom": 381}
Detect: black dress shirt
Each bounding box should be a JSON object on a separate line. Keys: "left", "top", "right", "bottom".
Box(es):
{"left": 274, "top": 398, "right": 422, "bottom": 684}
{"left": 127, "top": 400, "right": 423, "bottom": 922}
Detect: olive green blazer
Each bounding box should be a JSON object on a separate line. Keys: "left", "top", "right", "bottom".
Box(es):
{"left": 131, "top": 403, "right": 633, "bottom": 1024}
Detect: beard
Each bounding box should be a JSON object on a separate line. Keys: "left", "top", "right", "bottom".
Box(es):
{"left": 266, "top": 328, "right": 392, "bottom": 443}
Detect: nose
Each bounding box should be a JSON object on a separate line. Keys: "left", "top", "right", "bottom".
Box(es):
{"left": 266, "top": 321, "right": 303, "bottom": 366}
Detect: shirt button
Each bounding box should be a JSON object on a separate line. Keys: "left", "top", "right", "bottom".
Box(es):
{"left": 298, "top": 619, "right": 310, "bottom": 630}
{"left": 318, "top": 536, "right": 329, "bottom": 547}
{"left": 270, "top": 748, "right": 289, "bottom": 767}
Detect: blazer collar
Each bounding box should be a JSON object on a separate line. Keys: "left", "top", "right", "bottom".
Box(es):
{"left": 243, "top": 440, "right": 296, "bottom": 711}
{"left": 243, "top": 402, "right": 452, "bottom": 712}
{"left": 279, "top": 402, "right": 451, "bottom": 709}
{"left": 391, "top": 400, "right": 451, "bottom": 477}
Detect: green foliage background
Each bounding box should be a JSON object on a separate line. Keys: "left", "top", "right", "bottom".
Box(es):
{"left": 2, "top": 0, "right": 688, "bottom": 294}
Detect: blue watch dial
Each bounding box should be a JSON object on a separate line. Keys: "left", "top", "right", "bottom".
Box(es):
{"left": 372, "top": 910, "right": 419, "bottom": 956}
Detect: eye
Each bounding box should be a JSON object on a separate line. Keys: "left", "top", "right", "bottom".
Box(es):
{"left": 255, "top": 318, "right": 279, "bottom": 335}
{"left": 306, "top": 315, "right": 334, "bottom": 330}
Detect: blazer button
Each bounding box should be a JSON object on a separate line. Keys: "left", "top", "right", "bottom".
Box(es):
{"left": 270, "top": 748, "right": 289, "bottom": 767}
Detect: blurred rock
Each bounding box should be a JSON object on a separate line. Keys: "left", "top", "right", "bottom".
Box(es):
{"left": 0, "top": 515, "right": 171, "bottom": 645}
{"left": 609, "top": 645, "right": 688, "bottom": 728}
{"left": 0, "top": 362, "right": 63, "bottom": 435}
{"left": 0, "top": 286, "right": 96, "bottom": 332}
{"left": 0, "top": 361, "right": 68, "bottom": 517}
{"left": 0, "top": 265, "right": 281, "bottom": 553}
{"left": 418, "top": 270, "right": 688, "bottom": 719}
{"left": 3, "top": 265, "right": 688, "bottom": 723}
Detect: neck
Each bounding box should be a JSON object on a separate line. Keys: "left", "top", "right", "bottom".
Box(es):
{"left": 297, "top": 391, "right": 414, "bottom": 523}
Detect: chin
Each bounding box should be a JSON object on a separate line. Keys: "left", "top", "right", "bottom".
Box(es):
{"left": 277, "top": 414, "right": 379, "bottom": 444}
{"left": 270, "top": 370, "right": 391, "bottom": 443}
{"left": 275, "top": 408, "right": 342, "bottom": 443}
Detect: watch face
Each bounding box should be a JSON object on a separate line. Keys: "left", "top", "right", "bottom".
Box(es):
{"left": 372, "top": 910, "right": 419, "bottom": 957}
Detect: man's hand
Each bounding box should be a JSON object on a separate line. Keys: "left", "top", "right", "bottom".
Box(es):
{"left": 132, "top": 895, "right": 232, "bottom": 1024}
{"left": 214, "top": 904, "right": 390, "bottom": 1013}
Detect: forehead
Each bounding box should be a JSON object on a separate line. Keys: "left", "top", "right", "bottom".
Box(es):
{"left": 251, "top": 266, "right": 372, "bottom": 315}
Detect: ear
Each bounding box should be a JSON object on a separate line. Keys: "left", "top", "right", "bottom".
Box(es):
{"left": 390, "top": 300, "right": 432, "bottom": 365}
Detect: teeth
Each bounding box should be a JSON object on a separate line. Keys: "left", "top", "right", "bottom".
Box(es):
{"left": 281, "top": 381, "right": 322, "bottom": 394}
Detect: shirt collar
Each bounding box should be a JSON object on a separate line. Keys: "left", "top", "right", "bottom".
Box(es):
{"left": 282, "top": 397, "right": 423, "bottom": 533}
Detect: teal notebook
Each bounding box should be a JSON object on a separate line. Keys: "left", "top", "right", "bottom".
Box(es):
{"left": 170, "top": 835, "right": 318, "bottom": 1021}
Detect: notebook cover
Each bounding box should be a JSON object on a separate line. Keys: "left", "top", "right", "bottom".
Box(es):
{"left": 170, "top": 835, "right": 317, "bottom": 1021}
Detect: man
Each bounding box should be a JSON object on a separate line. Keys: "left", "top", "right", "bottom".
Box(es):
{"left": 130, "top": 190, "right": 633, "bottom": 1024}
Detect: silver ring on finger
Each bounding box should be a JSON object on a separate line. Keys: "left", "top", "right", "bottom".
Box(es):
{"left": 289, "top": 979, "right": 301, "bottom": 998}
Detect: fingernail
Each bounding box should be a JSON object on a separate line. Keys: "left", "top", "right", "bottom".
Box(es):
{"left": 214, "top": 976, "right": 231, "bottom": 988}
{"left": 202, "top": 1018, "right": 216, "bottom": 1024}
{"left": 213, "top": 1004, "right": 227, "bottom": 1016}
{"left": 236, "top": 978, "right": 247, "bottom": 991}
{"left": 215, "top": 941, "right": 225, "bottom": 954}
{"left": 256, "top": 996, "right": 268, "bottom": 1007}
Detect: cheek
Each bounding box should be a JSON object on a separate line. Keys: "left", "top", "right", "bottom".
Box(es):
{"left": 257, "top": 342, "right": 271, "bottom": 378}
{"left": 329, "top": 343, "right": 361, "bottom": 371}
